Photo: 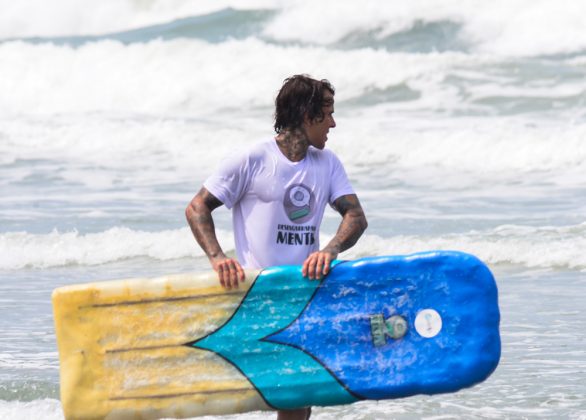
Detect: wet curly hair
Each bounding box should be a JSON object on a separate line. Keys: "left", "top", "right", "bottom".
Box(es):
{"left": 273, "top": 75, "right": 335, "bottom": 133}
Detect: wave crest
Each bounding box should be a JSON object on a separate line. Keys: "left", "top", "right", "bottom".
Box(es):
{"left": 0, "top": 227, "right": 233, "bottom": 270}
{"left": 3, "top": 224, "right": 585, "bottom": 271}
{"left": 343, "top": 223, "right": 586, "bottom": 270}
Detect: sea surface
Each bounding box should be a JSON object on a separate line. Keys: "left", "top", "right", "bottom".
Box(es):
{"left": 1, "top": 1, "right": 585, "bottom": 419}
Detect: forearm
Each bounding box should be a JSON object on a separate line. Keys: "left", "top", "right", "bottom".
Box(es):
{"left": 302, "top": 194, "right": 367, "bottom": 279}
{"left": 185, "top": 189, "right": 226, "bottom": 263}
{"left": 186, "top": 189, "right": 245, "bottom": 288}
{"left": 186, "top": 205, "right": 224, "bottom": 261}
{"left": 323, "top": 207, "right": 368, "bottom": 255}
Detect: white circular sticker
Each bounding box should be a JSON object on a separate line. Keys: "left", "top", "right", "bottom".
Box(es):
{"left": 415, "top": 309, "right": 442, "bottom": 338}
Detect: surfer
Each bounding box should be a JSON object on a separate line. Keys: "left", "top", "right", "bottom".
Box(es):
{"left": 186, "top": 74, "right": 367, "bottom": 420}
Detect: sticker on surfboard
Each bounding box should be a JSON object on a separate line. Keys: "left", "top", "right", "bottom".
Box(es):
{"left": 415, "top": 309, "right": 442, "bottom": 338}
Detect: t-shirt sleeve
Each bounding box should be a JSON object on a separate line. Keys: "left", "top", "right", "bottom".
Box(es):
{"left": 328, "top": 152, "right": 355, "bottom": 205}
{"left": 203, "top": 151, "right": 251, "bottom": 209}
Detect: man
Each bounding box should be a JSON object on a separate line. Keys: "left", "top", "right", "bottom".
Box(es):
{"left": 185, "top": 74, "right": 367, "bottom": 420}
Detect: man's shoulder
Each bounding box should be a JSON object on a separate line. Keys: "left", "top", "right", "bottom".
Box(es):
{"left": 225, "top": 139, "right": 273, "bottom": 162}
{"left": 250, "top": 138, "right": 275, "bottom": 153}
{"left": 309, "top": 146, "right": 342, "bottom": 164}
{"left": 241, "top": 139, "right": 274, "bottom": 164}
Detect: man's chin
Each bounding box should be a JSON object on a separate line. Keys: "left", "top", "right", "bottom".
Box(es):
{"left": 309, "top": 136, "right": 327, "bottom": 150}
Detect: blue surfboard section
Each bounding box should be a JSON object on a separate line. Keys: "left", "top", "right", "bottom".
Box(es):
{"left": 192, "top": 262, "right": 357, "bottom": 409}
{"left": 190, "top": 251, "right": 500, "bottom": 409}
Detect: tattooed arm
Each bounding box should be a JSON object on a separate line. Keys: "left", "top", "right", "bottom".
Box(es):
{"left": 302, "top": 194, "right": 368, "bottom": 280}
{"left": 185, "top": 187, "right": 245, "bottom": 289}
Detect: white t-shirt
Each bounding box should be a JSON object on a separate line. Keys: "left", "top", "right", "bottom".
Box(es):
{"left": 204, "top": 140, "right": 355, "bottom": 269}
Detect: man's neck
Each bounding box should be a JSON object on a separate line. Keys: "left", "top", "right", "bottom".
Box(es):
{"left": 275, "top": 129, "right": 310, "bottom": 162}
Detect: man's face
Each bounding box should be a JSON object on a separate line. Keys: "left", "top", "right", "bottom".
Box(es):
{"left": 304, "top": 92, "right": 336, "bottom": 150}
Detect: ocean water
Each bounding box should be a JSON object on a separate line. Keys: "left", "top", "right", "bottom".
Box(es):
{"left": 1, "top": 1, "right": 585, "bottom": 419}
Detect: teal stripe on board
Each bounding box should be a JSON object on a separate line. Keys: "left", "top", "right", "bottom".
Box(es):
{"left": 192, "top": 263, "right": 357, "bottom": 410}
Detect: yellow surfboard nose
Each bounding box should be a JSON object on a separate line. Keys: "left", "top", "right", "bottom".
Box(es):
{"left": 52, "top": 270, "right": 268, "bottom": 420}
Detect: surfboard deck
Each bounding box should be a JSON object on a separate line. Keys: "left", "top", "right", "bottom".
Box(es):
{"left": 52, "top": 251, "right": 501, "bottom": 419}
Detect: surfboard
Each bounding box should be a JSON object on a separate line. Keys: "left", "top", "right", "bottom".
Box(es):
{"left": 52, "top": 251, "right": 500, "bottom": 419}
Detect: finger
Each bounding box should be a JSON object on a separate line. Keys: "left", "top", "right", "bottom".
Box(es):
{"left": 322, "top": 253, "right": 332, "bottom": 276}
{"left": 307, "top": 255, "right": 318, "bottom": 279}
{"left": 236, "top": 263, "right": 246, "bottom": 282}
{"left": 302, "top": 254, "right": 315, "bottom": 278}
{"left": 228, "top": 260, "right": 239, "bottom": 288}
{"left": 302, "top": 258, "right": 310, "bottom": 278}
{"left": 302, "top": 252, "right": 317, "bottom": 279}
{"left": 217, "top": 264, "right": 227, "bottom": 289}
{"left": 224, "top": 262, "right": 235, "bottom": 290}
{"left": 315, "top": 253, "right": 326, "bottom": 279}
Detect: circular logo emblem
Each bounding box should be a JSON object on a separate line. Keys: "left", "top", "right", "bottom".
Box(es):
{"left": 414, "top": 309, "right": 442, "bottom": 338}
{"left": 386, "top": 315, "right": 408, "bottom": 339}
{"left": 283, "top": 184, "right": 314, "bottom": 224}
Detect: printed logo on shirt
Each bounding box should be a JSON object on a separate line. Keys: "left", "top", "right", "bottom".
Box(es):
{"left": 277, "top": 183, "right": 316, "bottom": 246}
{"left": 276, "top": 224, "right": 316, "bottom": 246}
{"left": 283, "top": 183, "right": 315, "bottom": 224}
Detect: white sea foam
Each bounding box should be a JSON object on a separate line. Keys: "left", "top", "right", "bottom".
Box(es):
{"left": 266, "top": 0, "right": 586, "bottom": 57}
{"left": 0, "top": 115, "right": 263, "bottom": 187}
{"left": 0, "top": 352, "right": 58, "bottom": 371}
{"left": 0, "top": 38, "right": 278, "bottom": 116}
{"left": 0, "top": 0, "right": 277, "bottom": 38}
{"left": 0, "top": 227, "right": 233, "bottom": 270}
{"left": 342, "top": 223, "right": 586, "bottom": 270}
{"left": 336, "top": 117, "right": 586, "bottom": 177}
{"left": 3, "top": 1, "right": 586, "bottom": 58}
{"left": 2, "top": 223, "right": 585, "bottom": 270}
{"left": 0, "top": 399, "right": 278, "bottom": 420}
{"left": 1, "top": 37, "right": 585, "bottom": 186}
{"left": 0, "top": 38, "right": 475, "bottom": 116}
{"left": 2, "top": 36, "right": 584, "bottom": 118}
{"left": 0, "top": 399, "right": 63, "bottom": 420}
{"left": 2, "top": 115, "right": 585, "bottom": 208}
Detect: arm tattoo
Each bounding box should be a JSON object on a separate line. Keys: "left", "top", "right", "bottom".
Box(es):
{"left": 325, "top": 194, "right": 368, "bottom": 254}
{"left": 332, "top": 194, "right": 359, "bottom": 216}
{"left": 200, "top": 189, "right": 223, "bottom": 211}
{"left": 186, "top": 188, "right": 225, "bottom": 260}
